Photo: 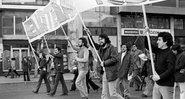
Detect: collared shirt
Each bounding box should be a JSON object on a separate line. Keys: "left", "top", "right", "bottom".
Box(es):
{"left": 121, "top": 51, "right": 126, "bottom": 64}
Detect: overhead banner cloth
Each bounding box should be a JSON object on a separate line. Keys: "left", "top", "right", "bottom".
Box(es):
{"left": 23, "top": 2, "right": 78, "bottom": 42}
{"left": 23, "top": 0, "right": 165, "bottom": 42}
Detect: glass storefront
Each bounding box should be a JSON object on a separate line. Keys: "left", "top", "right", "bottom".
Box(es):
{"left": 121, "top": 13, "right": 170, "bottom": 29}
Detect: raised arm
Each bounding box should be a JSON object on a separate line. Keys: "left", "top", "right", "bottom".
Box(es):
{"left": 87, "top": 31, "right": 100, "bottom": 50}
{"left": 50, "top": 52, "right": 63, "bottom": 58}
{"left": 67, "top": 39, "right": 80, "bottom": 52}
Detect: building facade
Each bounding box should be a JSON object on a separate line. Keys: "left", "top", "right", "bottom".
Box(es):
{"left": 0, "top": 0, "right": 69, "bottom": 75}
{"left": 1, "top": 0, "right": 185, "bottom": 75}
{"left": 116, "top": 0, "right": 185, "bottom": 51}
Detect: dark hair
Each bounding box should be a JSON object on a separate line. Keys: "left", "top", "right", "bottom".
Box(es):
{"left": 79, "top": 37, "right": 88, "bottom": 48}
{"left": 11, "top": 58, "right": 16, "bottom": 60}
{"left": 171, "top": 44, "right": 183, "bottom": 54}
{"left": 99, "top": 33, "right": 111, "bottom": 44}
{"left": 55, "top": 47, "right": 61, "bottom": 53}
{"left": 121, "top": 44, "right": 129, "bottom": 51}
{"left": 42, "top": 53, "right": 46, "bottom": 58}
{"left": 158, "top": 32, "right": 173, "bottom": 47}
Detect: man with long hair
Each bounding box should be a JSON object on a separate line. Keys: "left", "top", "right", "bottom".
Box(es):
{"left": 68, "top": 37, "right": 89, "bottom": 99}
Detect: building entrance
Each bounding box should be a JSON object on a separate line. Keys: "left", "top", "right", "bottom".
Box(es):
{"left": 9, "top": 48, "right": 29, "bottom": 71}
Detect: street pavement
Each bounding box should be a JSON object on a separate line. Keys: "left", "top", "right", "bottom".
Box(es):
{"left": 0, "top": 73, "right": 180, "bottom": 99}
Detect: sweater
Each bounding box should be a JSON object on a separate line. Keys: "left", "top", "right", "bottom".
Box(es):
{"left": 145, "top": 38, "right": 176, "bottom": 87}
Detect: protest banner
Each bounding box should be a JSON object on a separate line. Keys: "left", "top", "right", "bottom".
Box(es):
{"left": 23, "top": 2, "right": 78, "bottom": 42}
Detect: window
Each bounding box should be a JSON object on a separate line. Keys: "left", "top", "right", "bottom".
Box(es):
{"left": 174, "top": 18, "right": 184, "bottom": 29}
{"left": 16, "top": 17, "right": 26, "bottom": 34}
{"left": 95, "top": 7, "right": 106, "bottom": 13}
{"left": 36, "top": 0, "right": 49, "bottom": 5}
{"left": 147, "top": 15, "right": 170, "bottom": 29}
{"left": 179, "top": 0, "right": 185, "bottom": 8}
{"left": 152, "top": 0, "right": 176, "bottom": 7}
{"left": 2, "top": 16, "right": 14, "bottom": 35}
{"left": 83, "top": 27, "right": 117, "bottom": 36}
{"left": 121, "top": 14, "right": 170, "bottom": 29}
{"left": 121, "top": 15, "right": 135, "bottom": 28}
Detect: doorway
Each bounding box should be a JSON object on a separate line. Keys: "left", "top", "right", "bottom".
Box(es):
{"left": 11, "top": 48, "right": 29, "bottom": 71}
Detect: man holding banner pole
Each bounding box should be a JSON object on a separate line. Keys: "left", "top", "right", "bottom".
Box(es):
{"left": 144, "top": 31, "right": 175, "bottom": 99}
{"left": 85, "top": 30, "right": 124, "bottom": 99}
{"left": 142, "top": 5, "right": 175, "bottom": 99}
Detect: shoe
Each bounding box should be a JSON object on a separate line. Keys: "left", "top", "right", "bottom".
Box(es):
{"left": 70, "top": 89, "right": 75, "bottom": 91}
{"left": 125, "top": 96, "right": 130, "bottom": 99}
{"left": 60, "top": 93, "right": 68, "bottom": 96}
{"left": 135, "top": 89, "right": 140, "bottom": 91}
{"left": 32, "top": 90, "right": 38, "bottom": 94}
{"left": 141, "top": 94, "right": 148, "bottom": 97}
{"left": 94, "top": 87, "right": 99, "bottom": 92}
{"left": 47, "top": 93, "right": 54, "bottom": 96}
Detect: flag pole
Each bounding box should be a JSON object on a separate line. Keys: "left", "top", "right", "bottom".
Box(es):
{"left": 60, "top": 26, "right": 76, "bottom": 53}
{"left": 22, "top": 22, "right": 40, "bottom": 76}
{"left": 77, "top": 13, "right": 102, "bottom": 63}
{"left": 142, "top": 5, "right": 156, "bottom": 75}
{"left": 43, "top": 36, "right": 50, "bottom": 53}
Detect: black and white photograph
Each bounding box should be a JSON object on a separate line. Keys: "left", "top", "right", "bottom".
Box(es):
{"left": 0, "top": 0, "right": 185, "bottom": 99}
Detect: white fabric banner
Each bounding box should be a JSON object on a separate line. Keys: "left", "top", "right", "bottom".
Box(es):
{"left": 23, "top": 2, "right": 78, "bottom": 42}
{"left": 23, "top": 0, "right": 165, "bottom": 42}
{"left": 60, "top": 0, "right": 165, "bottom": 13}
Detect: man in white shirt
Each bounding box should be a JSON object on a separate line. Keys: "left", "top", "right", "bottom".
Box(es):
{"left": 117, "top": 44, "right": 133, "bottom": 99}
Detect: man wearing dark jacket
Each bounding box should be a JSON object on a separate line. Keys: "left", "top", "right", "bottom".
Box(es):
{"left": 145, "top": 32, "right": 176, "bottom": 99}
{"left": 117, "top": 44, "right": 132, "bottom": 99}
{"left": 171, "top": 44, "right": 185, "bottom": 99}
{"left": 32, "top": 51, "right": 51, "bottom": 93}
{"left": 22, "top": 57, "right": 30, "bottom": 81}
{"left": 48, "top": 47, "right": 68, "bottom": 96}
{"left": 97, "top": 34, "right": 124, "bottom": 99}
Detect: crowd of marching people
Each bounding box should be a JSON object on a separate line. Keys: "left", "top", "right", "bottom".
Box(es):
{"left": 28, "top": 30, "right": 185, "bottom": 99}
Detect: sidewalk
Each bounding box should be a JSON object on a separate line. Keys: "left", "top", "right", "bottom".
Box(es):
{"left": 0, "top": 73, "right": 74, "bottom": 84}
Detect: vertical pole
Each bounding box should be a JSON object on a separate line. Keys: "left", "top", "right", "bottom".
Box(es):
{"left": 43, "top": 36, "right": 50, "bottom": 53}
{"left": 22, "top": 22, "right": 39, "bottom": 77}
{"left": 77, "top": 13, "right": 102, "bottom": 63}
{"left": 60, "top": 26, "right": 76, "bottom": 53}
{"left": 117, "top": 14, "right": 122, "bottom": 52}
{"left": 142, "top": 5, "right": 156, "bottom": 75}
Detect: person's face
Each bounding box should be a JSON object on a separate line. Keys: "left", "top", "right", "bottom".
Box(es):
{"left": 121, "top": 45, "right": 127, "bottom": 52}
{"left": 132, "top": 45, "right": 137, "bottom": 51}
{"left": 172, "top": 50, "right": 177, "bottom": 55}
{"left": 54, "top": 48, "right": 59, "bottom": 54}
{"left": 157, "top": 37, "right": 167, "bottom": 49}
{"left": 39, "top": 53, "right": 43, "bottom": 58}
{"left": 78, "top": 39, "right": 83, "bottom": 47}
{"left": 98, "top": 37, "right": 106, "bottom": 47}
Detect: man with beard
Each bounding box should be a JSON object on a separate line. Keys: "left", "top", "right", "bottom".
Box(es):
{"left": 48, "top": 47, "right": 68, "bottom": 96}
{"left": 97, "top": 34, "right": 124, "bottom": 99}
{"left": 68, "top": 37, "right": 89, "bottom": 99}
